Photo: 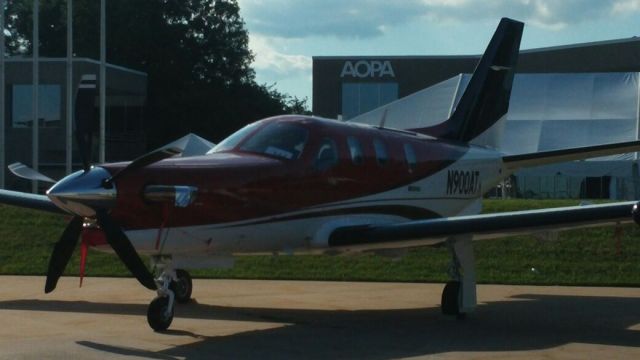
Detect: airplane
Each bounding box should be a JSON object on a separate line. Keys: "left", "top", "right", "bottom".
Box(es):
{"left": 2, "top": 17, "right": 640, "bottom": 332}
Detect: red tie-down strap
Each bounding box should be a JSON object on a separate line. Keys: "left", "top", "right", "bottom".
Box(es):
{"left": 78, "top": 227, "right": 108, "bottom": 287}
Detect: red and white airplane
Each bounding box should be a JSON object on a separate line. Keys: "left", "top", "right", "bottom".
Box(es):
{"left": 3, "top": 18, "right": 640, "bottom": 331}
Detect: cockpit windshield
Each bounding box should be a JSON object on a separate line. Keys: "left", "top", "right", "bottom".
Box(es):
{"left": 207, "top": 121, "right": 262, "bottom": 154}
{"left": 239, "top": 122, "right": 309, "bottom": 160}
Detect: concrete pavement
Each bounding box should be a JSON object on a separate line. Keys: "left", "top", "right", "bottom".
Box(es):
{"left": 0, "top": 276, "right": 639, "bottom": 359}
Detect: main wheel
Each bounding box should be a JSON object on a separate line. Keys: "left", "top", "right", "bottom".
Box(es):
{"left": 170, "top": 269, "right": 193, "bottom": 304}
{"left": 441, "top": 280, "right": 461, "bottom": 316}
{"left": 147, "top": 296, "right": 174, "bottom": 331}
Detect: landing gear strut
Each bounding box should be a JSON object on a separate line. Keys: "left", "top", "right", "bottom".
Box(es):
{"left": 441, "top": 235, "right": 476, "bottom": 318}
{"left": 170, "top": 269, "right": 193, "bottom": 304}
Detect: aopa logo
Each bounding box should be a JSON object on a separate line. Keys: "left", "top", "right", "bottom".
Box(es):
{"left": 340, "top": 60, "right": 396, "bottom": 78}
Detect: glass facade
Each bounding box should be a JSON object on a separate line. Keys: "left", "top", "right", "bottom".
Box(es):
{"left": 341, "top": 82, "right": 398, "bottom": 120}
{"left": 12, "top": 84, "right": 61, "bottom": 128}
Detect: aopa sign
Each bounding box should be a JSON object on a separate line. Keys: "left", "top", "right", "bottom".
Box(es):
{"left": 340, "top": 60, "right": 395, "bottom": 78}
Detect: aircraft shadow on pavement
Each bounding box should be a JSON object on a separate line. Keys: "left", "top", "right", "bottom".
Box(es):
{"left": 2, "top": 293, "right": 640, "bottom": 359}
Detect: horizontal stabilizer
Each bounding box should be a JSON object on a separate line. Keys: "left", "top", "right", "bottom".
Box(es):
{"left": 503, "top": 140, "right": 640, "bottom": 170}
{"left": 329, "top": 201, "right": 635, "bottom": 248}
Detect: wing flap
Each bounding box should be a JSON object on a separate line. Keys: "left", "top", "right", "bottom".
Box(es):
{"left": 329, "top": 201, "right": 636, "bottom": 249}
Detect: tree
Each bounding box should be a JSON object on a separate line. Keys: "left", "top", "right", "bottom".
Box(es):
{"left": 6, "top": 0, "right": 309, "bottom": 147}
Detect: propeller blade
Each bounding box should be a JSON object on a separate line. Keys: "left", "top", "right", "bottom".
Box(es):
{"left": 103, "top": 147, "right": 182, "bottom": 188}
{"left": 75, "top": 74, "right": 98, "bottom": 172}
{"left": 45, "top": 216, "right": 84, "bottom": 293}
{"left": 9, "top": 162, "right": 57, "bottom": 183}
{"left": 95, "top": 210, "right": 157, "bottom": 290}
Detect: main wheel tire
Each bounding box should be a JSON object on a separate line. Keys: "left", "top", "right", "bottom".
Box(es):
{"left": 147, "top": 296, "right": 174, "bottom": 331}
{"left": 441, "top": 280, "right": 461, "bottom": 316}
{"left": 170, "top": 269, "right": 193, "bottom": 304}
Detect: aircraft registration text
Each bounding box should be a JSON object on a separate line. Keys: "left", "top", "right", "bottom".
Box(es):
{"left": 446, "top": 170, "right": 481, "bottom": 196}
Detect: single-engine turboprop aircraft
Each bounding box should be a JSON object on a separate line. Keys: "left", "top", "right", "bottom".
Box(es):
{"left": 3, "top": 18, "right": 640, "bottom": 331}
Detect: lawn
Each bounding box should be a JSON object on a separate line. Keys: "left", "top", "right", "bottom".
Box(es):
{"left": 0, "top": 199, "right": 639, "bottom": 286}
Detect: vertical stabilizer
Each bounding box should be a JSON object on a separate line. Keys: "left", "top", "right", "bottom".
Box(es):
{"left": 413, "top": 18, "right": 523, "bottom": 146}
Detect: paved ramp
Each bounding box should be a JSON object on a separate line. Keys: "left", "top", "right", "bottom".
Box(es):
{"left": 0, "top": 276, "right": 639, "bottom": 359}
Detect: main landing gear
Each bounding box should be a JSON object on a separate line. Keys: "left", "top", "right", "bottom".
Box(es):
{"left": 441, "top": 235, "right": 477, "bottom": 319}
{"left": 146, "top": 258, "right": 193, "bottom": 331}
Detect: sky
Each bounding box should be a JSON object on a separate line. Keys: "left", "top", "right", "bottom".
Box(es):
{"left": 236, "top": 0, "right": 640, "bottom": 105}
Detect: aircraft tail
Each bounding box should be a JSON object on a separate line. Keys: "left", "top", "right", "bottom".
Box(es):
{"left": 413, "top": 18, "right": 523, "bottom": 147}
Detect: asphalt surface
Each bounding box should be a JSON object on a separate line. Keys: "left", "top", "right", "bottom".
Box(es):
{"left": 0, "top": 276, "right": 639, "bottom": 359}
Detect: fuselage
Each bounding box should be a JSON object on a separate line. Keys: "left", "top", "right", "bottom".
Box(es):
{"left": 71, "top": 115, "right": 506, "bottom": 255}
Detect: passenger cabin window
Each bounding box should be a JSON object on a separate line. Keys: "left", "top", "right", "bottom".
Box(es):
{"left": 373, "top": 139, "right": 388, "bottom": 166}
{"left": 238, "top": 122, "right": 308, "bottom": 160}
{"left": 347, "top": 136, "right": 364, "bottom": 165}
{"left": 404, "top": 144, "right": 417, "bottom": 172}
{"left": 315, "top": 138, "right": 339, "bottom": 172}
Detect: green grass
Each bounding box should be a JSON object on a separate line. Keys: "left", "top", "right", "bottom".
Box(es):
{"left": 1, "top": 199, "right": 639, "bottom": 286}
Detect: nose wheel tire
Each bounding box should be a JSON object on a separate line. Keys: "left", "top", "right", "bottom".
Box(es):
{"left": 147, "top": 296, "right": 174, "bottom": 332}
{"left": 170, "top": 269, "right": 193, "bottom": 304}
{"left": 441, "top": 280, "right": 461, "bottom": 316}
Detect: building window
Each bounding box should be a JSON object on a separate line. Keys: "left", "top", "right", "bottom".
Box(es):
{"left": 341, "top": 82, "right": 398, "bottom": 120}
{"left": 347, "top": 136, "right": 363, "bottom": 165}
{"left": 12, "top": 84, "right": 62, "bottom": 128}
{"left": 373, "top": 138, "right": 388, "bottom": 166}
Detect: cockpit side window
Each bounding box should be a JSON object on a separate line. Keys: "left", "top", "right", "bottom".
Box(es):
{"left": 315, "top": 138, "right": 339, "bottom": 172}
{"left": 347, "top": 136, "right": 364, "bottom": 165}
{"left": 238, "top": 122, "right": 309, "bottom": 160}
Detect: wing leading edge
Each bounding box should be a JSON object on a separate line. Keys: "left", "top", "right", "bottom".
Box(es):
{"left": 328, "top": 201, "right": 636, "bottom": 249}
{"left": 0, "top": 189, "right": 64, "bottom": 214}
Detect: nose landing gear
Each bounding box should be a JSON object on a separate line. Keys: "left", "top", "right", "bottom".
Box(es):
{"left": 146, "top": 257, "right": 193, "bottom": 331}
{"left": 147, "top": 271, "right": 176, "bottom": 331}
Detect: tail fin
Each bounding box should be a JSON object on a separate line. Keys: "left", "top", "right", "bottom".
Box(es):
{"left": 414, "top": 18, "right": 523, "bottom": 145}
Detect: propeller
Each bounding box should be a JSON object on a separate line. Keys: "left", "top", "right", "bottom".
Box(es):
{"left": 95, "top": 210, "right": 157, "bottom": 290}
{"left": 8, "top": 73, "right": 185, "bottom": 293}
{"left": 75, "top": 74, "right": 98, "bottom": 172}
{"left": 44, "top": 216, "right": 84, "bottom": 293}
{"left": 102, "top": 147, "right": 182, "bottom": 188}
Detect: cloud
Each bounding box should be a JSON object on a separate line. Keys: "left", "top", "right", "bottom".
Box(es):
{"left": 239, "top": 0, "right": 640, "bottom": 38}
{"left": 239, "top": 0, "right": 426, "bottom": 38}
{"left": 249, "top": 35, "right": 311, "bottom": 78}
{"left": 612, "top": 0, "right": 640, "bottom": 13}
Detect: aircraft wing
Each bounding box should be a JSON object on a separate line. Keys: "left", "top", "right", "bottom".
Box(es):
{"left": 503, "top": 140, "right": 640, "bottom": 170}
{"left": 328, "top": 201, "right": 636, "bottom": 249}
{"left": 0, "top": 189, "right": 65, "bottom": 214}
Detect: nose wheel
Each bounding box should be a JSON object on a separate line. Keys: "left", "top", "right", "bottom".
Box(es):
{"left": 147, "top": 295, "right": 174, "bottom": 331}
{"left": 146, "top": 268, "right": 178, "bottom": 332}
